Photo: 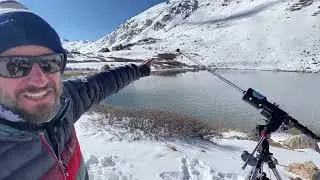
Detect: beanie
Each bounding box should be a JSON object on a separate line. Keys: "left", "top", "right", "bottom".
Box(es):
{"left": 0, "top": 1, "right": 67, "bottom": 69}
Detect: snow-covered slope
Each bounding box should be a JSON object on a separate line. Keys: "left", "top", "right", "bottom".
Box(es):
{"left": 63, "top": 0, "right": 320, "bottom": 72}
{"left": 76, "top": 113, "right": 320, "bottom": 180}
{"left": 62, "top": 39, "right": 93, "bottom": 53}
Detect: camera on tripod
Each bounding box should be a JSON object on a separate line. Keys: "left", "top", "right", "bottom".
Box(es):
{"left": 240, "top": 88, "right": 320, "bottom": 180}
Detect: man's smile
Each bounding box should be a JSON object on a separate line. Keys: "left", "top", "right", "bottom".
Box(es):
{"left": 21, "top": 88, "right": 53, "bottom": 100}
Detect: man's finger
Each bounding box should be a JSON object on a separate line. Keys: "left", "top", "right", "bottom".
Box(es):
{"left": 142, "top": 59, "right": 154, "bottom": 68}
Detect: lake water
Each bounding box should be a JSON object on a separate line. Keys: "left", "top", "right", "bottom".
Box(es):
{"left": 105, "top": 70, "right": 320, "bottom": 134}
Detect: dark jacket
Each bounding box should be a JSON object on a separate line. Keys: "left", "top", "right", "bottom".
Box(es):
{"left": 0, "top": 63, "right": 150, "bottom": 180}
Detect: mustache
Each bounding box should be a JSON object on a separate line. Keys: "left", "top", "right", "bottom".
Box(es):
{"left": 16, "top": 82, "right": 57, "bottom": 95}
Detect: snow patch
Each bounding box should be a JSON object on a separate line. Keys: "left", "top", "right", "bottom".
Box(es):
{"left": 221, "top": 131, "right": 248, "bottom": 139}
{"left": 159, "top": 157, "right": 239, "bottom": 180}
{"left": 270, "top": 132, "right": 293, "bottom": 143}
{"left": 85, "top": 155, "right": 137, "bottom": 180}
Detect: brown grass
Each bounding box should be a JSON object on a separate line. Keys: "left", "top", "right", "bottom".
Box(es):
{"left": 88, "top": 103, "right": 223, "bottom": 139}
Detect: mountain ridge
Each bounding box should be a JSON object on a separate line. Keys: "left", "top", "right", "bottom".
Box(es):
{"left": 63, "top": 0, "right": 320, "bottom": 72}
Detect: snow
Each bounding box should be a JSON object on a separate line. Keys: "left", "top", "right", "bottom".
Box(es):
{"left": 221, "top": 131, "right": 248, "bottom": 139}
{"left": 66, "top": 62, "right": 105, "bottom": 70}
{"left": 66, "top": 53, "right": 105, "bottom": 62}
{"left": 66, "top": 62, "right": 133, "bottom": 70}
{"left": 270, "top": 132, "right": 293, "bottom": 143}
{"left": 62, "top": 0, "right": 320, "bottom": 73}
{"left": 75, "top": 113, "right": 320, "bottom": 180}
{"left": 100, "top": 48, "right": 157, "bottom": 60}
{"left": 62, "top": 40, "right": 93, "bottom": 53}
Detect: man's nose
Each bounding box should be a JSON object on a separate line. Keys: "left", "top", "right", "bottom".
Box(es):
{"left": 26, "top": 63, "right": 48, "bottom": 87}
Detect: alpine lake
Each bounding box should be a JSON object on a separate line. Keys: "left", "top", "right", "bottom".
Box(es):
{"left": 103, "top": 70, "right": 320, "bottom": 134}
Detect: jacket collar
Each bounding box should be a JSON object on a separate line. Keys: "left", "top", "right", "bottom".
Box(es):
{"left": 0, "top": 104, "right": 25, "bottom": 122}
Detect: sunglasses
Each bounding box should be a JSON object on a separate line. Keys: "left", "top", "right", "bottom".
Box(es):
{"left": 0, "top": 53, "right": 64, "bottom": 78}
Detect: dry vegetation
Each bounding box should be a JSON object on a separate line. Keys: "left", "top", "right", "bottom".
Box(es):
{"left": 88, "top": 103, "right": 223, "bottom": 140}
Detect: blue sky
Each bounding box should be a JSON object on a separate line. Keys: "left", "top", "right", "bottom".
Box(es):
{"left": 20, "top": 0, "right": 165, "bottom": 41}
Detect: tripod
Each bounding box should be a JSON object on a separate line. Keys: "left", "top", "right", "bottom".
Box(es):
{"left": 242, "top": 125, "right": 282, "bottom": 180}
{"left": 239, "top": 88, "right": 320, "bottom": 180}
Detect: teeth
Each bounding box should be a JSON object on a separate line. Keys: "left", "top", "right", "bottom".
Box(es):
{"left": 23, "top": 90, "right": 50, "bottom": 98}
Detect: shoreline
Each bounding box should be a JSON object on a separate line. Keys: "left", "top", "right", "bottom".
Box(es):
{"left": 64, "top": 66, "right": 320, "bottom": 78}
{"left": 88, "top": 104, "right": 310, "bottom": 139}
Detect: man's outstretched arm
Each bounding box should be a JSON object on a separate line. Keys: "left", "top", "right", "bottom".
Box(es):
{"left": 62, "top": 61, "right": 152, "bottom": 122}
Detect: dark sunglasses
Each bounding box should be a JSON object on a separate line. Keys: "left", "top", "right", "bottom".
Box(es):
{"left": 0, "top": 53, "right": 64, "bottom": 78}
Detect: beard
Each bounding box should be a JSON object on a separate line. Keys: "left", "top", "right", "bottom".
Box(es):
{"left": 0, "top": 80, "right": 62, "bottom": 124}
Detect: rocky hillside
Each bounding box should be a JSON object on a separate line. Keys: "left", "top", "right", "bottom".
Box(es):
{"left": 63, "top": 0, "right": 320, "bottom": 72}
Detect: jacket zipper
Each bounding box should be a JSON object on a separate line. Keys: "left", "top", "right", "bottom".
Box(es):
{"left": 39, "top": 132, "right": 69, "bottom": 179}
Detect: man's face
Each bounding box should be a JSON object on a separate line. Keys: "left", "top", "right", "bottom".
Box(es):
{"left": 0, "top": 45, "right": 62, "bottom": 123}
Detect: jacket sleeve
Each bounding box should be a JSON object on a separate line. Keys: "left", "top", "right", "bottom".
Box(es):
{"left": 62, "top": 63, "right": 150, "bottom": 123}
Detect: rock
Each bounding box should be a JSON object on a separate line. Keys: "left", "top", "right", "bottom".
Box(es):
{"left": 167, "top": 145, "right": 178, "bottom": 151}
{"left": 202, "top": 131, "right": 223, "bottom": 140}
{"left": 85, "top": 155, "right": 99, "bottom": 167}
{"left": 161, "top": 14, "right": 172, "bottom": 21}
{"left": 144, "top": 19, "right": 153, "bottom": 27}
{"left": 111, "top": 44, "right": 132, "bottom": 51}
{"left": 285, "top": 161, "right": 319, "bottom": 180}
{"left": 157, "top": 53, "right": 177, "bottom": 60}
{"left": 66, "top": 52, "right": 74, "bottom": 58}
{"left": 227, "top": 136, "right": 247, "bottom": 140}
{"left": 98, "top": 47, "right": 110, "bottom": 52}
{"left": 282, "top": 134, "right": 320, "bottom": 152}
{"left": 100, "top": 64, "right": 110, "bottom": 71}
{"left": 268, "top": 139, "right": 283, "bottom": 148}
{"left": 70, "top": 50, "right": 81, "bottom": 54}
{"left": 100, "top": 156, "right": 116, "bottom": 167}
{"left": 111, "top": 44, "right": 124, "bottom": 51}
{"left": 153, "top": 21, "right": 166, "bottom": 31}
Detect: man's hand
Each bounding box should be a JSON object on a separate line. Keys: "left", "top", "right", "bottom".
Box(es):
{"left": 141, "top": 59, "right": 154, "bottom": 69}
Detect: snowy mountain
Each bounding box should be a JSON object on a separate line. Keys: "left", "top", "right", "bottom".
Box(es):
{"left": 62, "top": 39, "right": 93, "bottom": 53}
{"left": 63, "top": 0, "right": 320, "bottom": 72}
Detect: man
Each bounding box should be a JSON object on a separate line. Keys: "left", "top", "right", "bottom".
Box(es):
{"left": 0, "top": 1, "right": 152, "bottom": 179}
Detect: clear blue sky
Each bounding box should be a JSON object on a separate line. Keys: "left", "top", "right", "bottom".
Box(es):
{"left": 20, "top": 0, "right": 166, "bottom": 41}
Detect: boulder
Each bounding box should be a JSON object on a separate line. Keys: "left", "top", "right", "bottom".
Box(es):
{"left": 285, "top": 161, "right": 319, "bottom": 180}
{"left": 282, "top": 134, "right": 320, "bottom": 152}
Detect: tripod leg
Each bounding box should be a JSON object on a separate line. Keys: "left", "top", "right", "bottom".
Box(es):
{"left": 267, "top": 155, "right": 283, "bottom": 180}
{"left": 245, "top": 167, "right": 260, "bottom": 180}
{"left": 271, "top": 168, "right": 282, "bottom": 180}
{"left": 246, "top": 159, "right": 263, "bottom": 180}
{"left": 247, "top": 166, "right": 259, "bottom": 180}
